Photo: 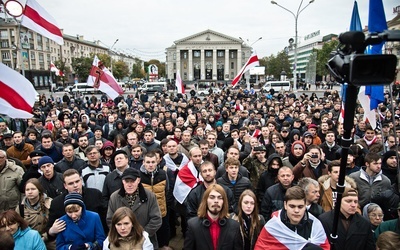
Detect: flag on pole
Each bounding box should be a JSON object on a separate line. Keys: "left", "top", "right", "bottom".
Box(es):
{"left": 21, "top": 0, "right": 63, "bottom": 45}
{"left": 175, "top": 70, "right": 184, "bottom": 94}
{"left": 358, "top": 0, "right": 387, "bottom": 129}
{"left": 340, "top": 1, "right": 362, "bottom": 124}
{"left": 231, "top": 53, "right": 259, "bottom": 87}
{"left": 87, "top": 56, "right": 124, "bottom": 100}
{"left": 50, "top": 62, "right": 64, "bottom": 76}
{"left": 0, "top": 63, "right": 38, "bottom": 118}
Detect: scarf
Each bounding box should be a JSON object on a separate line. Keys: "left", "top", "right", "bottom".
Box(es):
{"left": 363, "top": 135, "right": 377, "bottom": 146}
{"left": 125, "top": 189, "right": 139, "bottom": 208}
{"left": 15, "top": 140, "right": 25, "bottom": 151}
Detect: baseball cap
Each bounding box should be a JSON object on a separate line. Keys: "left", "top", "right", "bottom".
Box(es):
{"left": 121, "top": 168, "right": 140, "bottom": 180}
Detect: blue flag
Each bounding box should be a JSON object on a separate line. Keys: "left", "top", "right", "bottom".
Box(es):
{"left": 365, "top": 0, "right": 387, "bottom": 109}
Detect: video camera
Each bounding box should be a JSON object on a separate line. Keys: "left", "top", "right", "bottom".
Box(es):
{"left": 326, "top": 30, "right": 399, "bottom": 86}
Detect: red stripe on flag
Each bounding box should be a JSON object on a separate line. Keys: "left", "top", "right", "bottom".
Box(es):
{"left": 0, "top": 80, "right": 33, "bottom": 113}
{"left": 24, "top": 5, "right": 62, "bottom": 37}
{"left": 177, "top": 165, "right": 198, "bottom": 188}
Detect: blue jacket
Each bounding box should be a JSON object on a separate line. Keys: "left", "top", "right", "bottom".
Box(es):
{"left": 13, "top": 227, "right": 46, "bottom": 250}
{"left": 56, "top": 205, "right": 105, "bottom": 250}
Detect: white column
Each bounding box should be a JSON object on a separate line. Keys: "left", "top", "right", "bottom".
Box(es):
{"left": 212, "top": 49, "right": 217, "bottom": 80}
{"left": 200, "top": 49, "right": 205, "bottom": 80}
{"left": 176, "top": 50, "right": 181, "bottom": 78}
{"left": 188, "top": 49, "right": 193, "bottom": 81}
{"left": 237, "top": 49, "right": 242, "bottom": 76}
{"left": 225, "top": 49, "right": 229, "bottom": 80}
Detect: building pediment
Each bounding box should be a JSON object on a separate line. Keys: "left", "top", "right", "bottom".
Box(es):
{"left": 174, "top": 29, "right": 242, "bottom": 45}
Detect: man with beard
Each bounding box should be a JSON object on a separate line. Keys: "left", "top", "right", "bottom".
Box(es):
{"left": 186, "top": 161, "right": 235, "bottom": 218}
{"left": 381, "top": 150, "right": 398, "bottom": 184}
{"left": 6, "top": 131, "right": 34, "bottom": 168}
{"left": 184, "top": 184, "right": 242, "bottom": 249}
{"left": 74, "top": 134, "right": 89, "bottom": 161}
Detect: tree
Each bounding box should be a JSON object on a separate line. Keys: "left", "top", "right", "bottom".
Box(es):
{"left": 131, "top": 58, "right": 145, "bottom": 79}
{"left": 315, "top": 39, "right": 339, "bottom": 78}
{"left": 145, "top": 59, "right": 165, "bottom": 78}
{"left": 54, "top": 59, "right": 71, "bottom": 85}
{"left": 264, "top": 51, "right": 291, "bottom": 80}
{"left": 71, "top": 57, "right": 92, "bottom": 82}
{"left": 112, "top": 60, "right": 130, "bottom": 80}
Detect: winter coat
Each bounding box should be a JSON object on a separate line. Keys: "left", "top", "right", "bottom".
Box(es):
{"left": 184, "top": 217, "right": 243, "bottom": 250}
{"left": 0, "top": 159, "right": 24, "bottom": 212}
{"left": 292, "top": 160, "right": 328, "bottom": 182}
{"left": 102, "top": 231, "right": 153, "bottom": 250}
{"left": 230, "top": 213, "right": 265, "bottom": 250}
{"left": 46, "top": 187, "right": 107, "bottom": 240}
{"left": 107, "top": 184, "right": 162, "bottom": 249}
{"left": 374, "top": 218, "right": 400, "bottom": 241}
{"left": 242, "top": 155, "right": 269, "bottom": 189}
{"left": 140, "top": 166, "right": 168, "bottom": 217}
{"left": 355, "top": 138, "right": 384, "bottom": 154}
{"left": 7, "top": 142, "right": 34, "bottom": 167}
{"left": 80, "top": 163, "right": 110, "bottom": 192}
{"left": 13, "top": 227, "right": 46, "bottom": 250}
{"left": 38, "top": 172, "right": 65, "bottom": 199}
{"left": 256, "top": 154, "right": 283, "bottom": 202}
{"left": 56, "top": 203, "right": 105, "bottom": 250}
{"left": 319, "top": 210, "right": 375, "bottom": 250}
{"left": 217, "top": 173, "right": 252, "bottom": 204}
{"left": 349, "top": 168, "right": 392, "bottom": 209}
{"left": 320, "top": 141, "right": 341, "bottom": 161}
{"left": 318, "top": 174, "right": 357, "bottom": 212}
{"left": 55, "top": 156, "right": 86, "bottom": 173}
{"left": 102, "top": 169, "right": 123, "bottom": 206}
{"left": 260, "top": 183, "right": 292, "bottom": 221}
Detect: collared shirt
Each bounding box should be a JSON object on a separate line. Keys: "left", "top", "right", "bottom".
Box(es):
{"left": 207, "top": 214, "right": 221, "bottom": 250}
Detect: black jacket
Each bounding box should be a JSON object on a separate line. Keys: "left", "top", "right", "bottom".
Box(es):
{"left": 186, "top": 183, "right": 236, "bottom": 218}
{"left": 102, "top": 170, "right": 123, "bottom": 206}
{"left": 38, "top": 172, "right": 65, "bottom": 199}
{"left": 256, "top": 153, "right": 282, "bottom": 202}
{"left": 55, "top": 156, "right": 86, "bottom": 173}
{"left": 261, "top": 183, "right": 292, "bottom": 221}
{"left": 319, "top": 210, "right": 375, "bottom": 250}
{"left": 184, "top": 217, "right": 243, "bottom": 250}
{"left": 217, "top": 173, "right": 252, "bottom": 204}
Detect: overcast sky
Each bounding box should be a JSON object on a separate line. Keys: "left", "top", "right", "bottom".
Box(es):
{"left": 17, "top": 0, "right": 400, "bottom": 61}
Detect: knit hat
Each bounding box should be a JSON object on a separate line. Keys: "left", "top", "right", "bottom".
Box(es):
{"left": 291, "top": 140, "right": 306, "bottom": 154}
{"left": 303, "top": 131, "right": 313, "bottom": 138}
{"left": 382, "top": 150, "right": 397, "bottom": 163}
{"left": 64, "top": 193, "right": 85, "bottom": 208}
{"left": 38, "top": 156, "right": 54, "bottom": 167}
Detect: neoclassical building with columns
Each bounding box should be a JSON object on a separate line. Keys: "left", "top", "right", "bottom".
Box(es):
{"left": 166, "top": 29, "right": 252, "bottom": 82}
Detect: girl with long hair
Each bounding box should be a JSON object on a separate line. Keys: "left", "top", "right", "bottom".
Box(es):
{"left": 103, "top": 207, "right": 153, "bottom": 249}
{"left": 16, "top": 178, "right": 55, "bottom": 249}
{"left": 230, "top": 189, "right": 265, "bottom": 250}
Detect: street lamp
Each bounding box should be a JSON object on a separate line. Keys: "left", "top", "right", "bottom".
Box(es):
{"left": 271, "top": 0, "right": 315, "bottom": 90}
{"left": 109, "top": 38, "right": 119, "bottom": 73}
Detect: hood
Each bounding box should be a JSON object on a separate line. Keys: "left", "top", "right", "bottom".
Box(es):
{"left": 267, "top": 153, "right": 283, "bottom": 170}
{"left": 318, "top": 174, "right": 357, "bottom": 190}
{"left": 101, "top": 141, "right": 116, "bottom": 156}
{"left": 288, "top": 129, "right": 301, "bottom": 142}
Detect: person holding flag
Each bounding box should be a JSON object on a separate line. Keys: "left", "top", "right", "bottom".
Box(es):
{"left": 231, "top": 53, "right": 259, "bottom": 88}
{"left": 255, "top": 186, "right": 329, "bottom": 250}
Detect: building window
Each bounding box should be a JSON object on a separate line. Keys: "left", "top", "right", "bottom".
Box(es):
{"left": 30, "top": 52, "right": 35, "bottom": 60}
{"left": 1, "top": 40, "right": 9, "bottom": 48}
{"left": 217, "top": 51, "right": 224, "bottom": 57}
{"left": 205, "top": 50, "right": 212, "bottom": 58}
{"left": 173, "top": 53, "right": 176, "bottom": 60}
{"left": 231, "top": 62, "right": 234, "bottom": 69}
{"left": 173, "top": 63, "right": 176, "bottom": 70}
{"left": 193, "top": 50, "right": 200, "bottom": 58}
{"left": 0, "top": 30, "right": 8, "bottom": 39}
{"left": 2, "top": 52, "right": 11, "bottom": 60}
{"left": 230, "top": 51, "right": 235, "bottom": 59}
{"left": 183, "top": 52, "right": 187, "bottom": 59}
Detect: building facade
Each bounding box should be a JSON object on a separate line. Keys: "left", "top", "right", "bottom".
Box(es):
{"left": 166, "top": 29, "right": 252, "bottom": 82}
{"left": 0, "top": 17, "right": 136, "bottom": 88}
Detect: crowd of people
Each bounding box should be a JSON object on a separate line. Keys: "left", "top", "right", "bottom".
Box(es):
{"left": 0, "top": 85, "right": 400, "bottom": 249}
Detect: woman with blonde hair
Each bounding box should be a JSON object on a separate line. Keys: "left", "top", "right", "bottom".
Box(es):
{"left": 103, "top": 207, "right": 153, "bottom": 250}
{"left": 16, "top": 178, "right": 55, "bottom": 249}
{"left": 230, "top": 189, "right": 265, "bottom": 250}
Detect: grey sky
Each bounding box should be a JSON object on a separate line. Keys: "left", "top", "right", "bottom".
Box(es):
{"left": 20, "top": 0, "right": 399, "bottom": 61}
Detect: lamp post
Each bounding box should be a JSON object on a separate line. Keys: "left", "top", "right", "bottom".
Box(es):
{"left": 109, "top": 38, "right": 119, "bottom": 73}
{"left": 271, "top": 0, "right": 315, "bottom": 90}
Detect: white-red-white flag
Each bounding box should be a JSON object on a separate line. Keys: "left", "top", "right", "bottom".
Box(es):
{"left": 358, "top": 85, "right": 377, "bottom": 129}
{"left": 175, "top": 70, "right": 184, "bottom": 94}
{"left": 0, "top": 63, "right": 38, "bottom": 118}
{"left": 50, "top": 62, "right": 64, "bottom": 76}
{"left": 254, "top": 210, "right": 330, "bottom": 250}
{"left": 87, "top": 56, "right": 124, "bottom": 100}
{"left": 173, "top": 161, "right": 203, "bottom": 204}
{"left": 231, "top": 53, "right": 259, "bottom": 87}
{"left": 21, "top": 0, "right": 63, "bottom": 45}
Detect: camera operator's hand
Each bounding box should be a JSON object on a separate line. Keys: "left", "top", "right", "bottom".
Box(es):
{"left": 302, "top": 153, "right": 311, "bottom": 164}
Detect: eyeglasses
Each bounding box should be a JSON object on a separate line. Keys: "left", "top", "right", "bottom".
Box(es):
{"left": 369, "top": 213, "right": 384, "bottom": 218}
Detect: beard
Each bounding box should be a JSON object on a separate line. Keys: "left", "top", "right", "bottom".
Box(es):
{"left": 208, "top": 205, "right": 221, "bottom": 216}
